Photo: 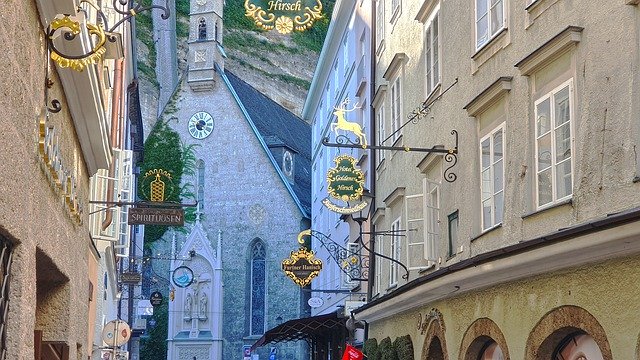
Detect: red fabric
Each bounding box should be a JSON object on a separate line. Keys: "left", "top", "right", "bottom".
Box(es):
{"left": 342, "top": 344, "right": 364, "bottom": 360}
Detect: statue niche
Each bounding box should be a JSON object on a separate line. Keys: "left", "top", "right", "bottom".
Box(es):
{"left": 184, "top": 293, "right": 193, "bottom": 321}
{"left": 199, "top": 292, "right": 208, "bottom": 320}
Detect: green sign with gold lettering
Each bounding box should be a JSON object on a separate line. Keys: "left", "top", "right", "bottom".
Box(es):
{"left": 327, "top": 155, "right": 364, "bottom": 202}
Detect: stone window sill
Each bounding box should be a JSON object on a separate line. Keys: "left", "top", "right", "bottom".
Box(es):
{"left": 521, "top": 198, "right": 573, "bottom": 219}
{"left": 470, "top": 223, "right": 503, "bottom": 243}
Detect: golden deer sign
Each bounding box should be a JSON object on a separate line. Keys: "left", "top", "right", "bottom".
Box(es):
{"left": 331, "top": 99, "right": 367, "bottom": 146}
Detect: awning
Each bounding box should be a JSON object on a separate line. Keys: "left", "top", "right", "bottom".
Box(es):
{"left": 251, "top": 312, "right": 346, "bottom": 351}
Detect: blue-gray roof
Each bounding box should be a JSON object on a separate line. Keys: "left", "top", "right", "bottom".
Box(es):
{"left": 225, "top": 71, "right": 312, "bottom": 216}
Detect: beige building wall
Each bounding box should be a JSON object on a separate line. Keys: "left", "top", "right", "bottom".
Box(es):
{"left": 371, "top": 0, "right": 640, "bottom": 292}
{"left": 360, "top": 0, "right": 640, "bottom": 358}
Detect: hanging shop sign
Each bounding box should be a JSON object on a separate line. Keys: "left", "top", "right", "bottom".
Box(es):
{"left": 37, "top": 110, "right": 84, "bottom": 225}
{"left": 282, "top": 248, "right": 322, "bottom": 287}
{"left": 102, "top": 319, "right": 131, "bottom": 347}
{"left": 172, "top": 266, "right": 195, "bottom": 288}
{"left": 139, "top": 168, "right": 177, "bottom": 202}
{"left": 244, "top": 0, "right": 323, "bottom": 34}
{"left": 128, "top": 207, "right": 184, "bottom": 226}
{"left": 322, "top": 155, "right": 368, "bottom": 214}
{"left": 150, "top": 291, "right": 164, "bottom": 307}
{"left": 120, "top": 272, "right": 142, "bottom": 284}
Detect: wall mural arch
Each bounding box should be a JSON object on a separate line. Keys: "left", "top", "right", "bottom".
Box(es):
{"left": 459, "top": 318, "right": 510, "bottom": 360}
{"left": 524, "top": 305, "right": 612, "bottom": 360}
{"left": 420, "top": 309, "right": 448, "bottom": 360}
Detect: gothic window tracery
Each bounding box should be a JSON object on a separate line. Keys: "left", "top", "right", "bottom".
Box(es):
{"left": 197, "top": 160, "right": 205, "bottom": 207}
{"left": 249, "top": 240, "right": 266, "bottom": 335}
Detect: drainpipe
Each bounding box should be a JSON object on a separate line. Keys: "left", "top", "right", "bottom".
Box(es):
{"left": 102, "top": 58, "right": 124, "bottom": 231}
{"left": 367, "top": 0, "right": 377, "bottom": 302}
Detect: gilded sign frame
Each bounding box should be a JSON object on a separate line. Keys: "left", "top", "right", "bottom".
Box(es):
{"left": 244, "top": 0, "right": 324, "bottom": 34}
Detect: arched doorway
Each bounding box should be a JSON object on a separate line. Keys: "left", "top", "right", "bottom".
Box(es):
{"left": 459, "top": 318, "right": 509, "bottom": 360}
{"left": 552, "top": 332, "right": 604, "bottom": 360}
{"left": 524, "top": 306, "right": 612, "bottom": 360}
{"left": 421, "top": 310, "right": 448, "bottom": 360}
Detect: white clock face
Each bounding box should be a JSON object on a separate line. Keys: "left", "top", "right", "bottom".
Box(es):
{"left": 188, "top": 112, "right": 214, "bottom": 139}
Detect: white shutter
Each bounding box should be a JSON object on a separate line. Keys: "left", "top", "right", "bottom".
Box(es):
{"left": 424, "top": 178, "right": 440, "bottom": 263}
{"left": 405, "top": 194, "right": 428, "bottom": 270}
{"left": 340, "top": 243, "right": 361, "bottom": 288}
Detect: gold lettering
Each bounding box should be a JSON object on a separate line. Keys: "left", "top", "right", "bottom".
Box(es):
{"left": 268, "top": 0, "right": 302, "bottom": 11}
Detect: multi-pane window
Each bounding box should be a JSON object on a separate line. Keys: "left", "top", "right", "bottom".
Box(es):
{"left": 343, "top": 36, "right": 349, "bottom": 71}
{"left": 391, "top": 77, "right": 402, "bottom": 142}
{"left": 480, "top": 125, "right": 504, "bottom": 230}
{"left": 425, "top": 179, "right": 440, "bottom": 262}
{"left": 377, "top": 103, "right": 386, "bottom": 165}
{"left": 375, "top": 0, "right": 384, "bottom": 51}
{"left": 475, "top": 0, "right": 505, "bottom": 50}
{"left": 374, "top": 234, "right": 384, "bottom": 294}
{"left": 535, "top": 80, "right": 573, "bottom": 208}
{"left": 334, "top": 61, "right": 339, "bottom": 98}
{"left": 390, "top": 218, "right": 401, "bottom": 285}
{"left": 424, "top": 8, "right": 440, "bottom": 96}
{"left": 250, "top": 241, "right": 266, "bottom": 335}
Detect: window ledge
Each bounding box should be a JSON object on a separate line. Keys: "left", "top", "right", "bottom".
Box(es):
{"left": 515, "top": 26, "right": 583, "bottom": 76}
{"left": 243, "top": 335, "right": 262, "bottom": 341}
{"left": 521, "top": 198, "right": 573, "bottom": 219}
{"left": 417, "top": 263, "right": 436, "bottom": 274}
{"left": 386, "top": 283, "right": 398, "bottom": 291}
{"left": 525, "top": 0, "right": 543, "bottom": 11}
{"left": 472, "top": 27, "right": 508, "bottom": 60}
{"left": 376, "top": 158, "right": 387, "bottom": 173}
{"left": 391, "top": 134, "right": 404, "bottom": 148}
{"left": 470, "top": 223, "right": 503, "bottom": 242}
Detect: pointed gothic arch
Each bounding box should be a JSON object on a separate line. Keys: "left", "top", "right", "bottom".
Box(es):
{"left": 248, "top": 239, "right": 267, "bottom": 336}
{"left": 198, "top": 17, "right": 207, "bottom": 40}
{"left": 197, "top": 159, "right": 205, "bottom": 207}
{"left": 524, "top": 305, "right": 612, "bottom": 360}
{"left": 214, "top": 21, "right": 219, "bottom": 43}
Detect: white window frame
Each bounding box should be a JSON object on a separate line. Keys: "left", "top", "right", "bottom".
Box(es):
{"left": 376, "top": 103, "right": 386, "bottom": 166}
{"left": 343, "top": 36, "right": 349, "bottom": 72}
{"left": 340, "top": 242, "right": 360, "bottom": 288}
{"left": 375, "top": 0, "right": 385, "bottom": 52}
{"left": 391, "top": 0, "right": 401, "bottom": 23}
{"left": 334, "top": 61, "right": 339, "bottom": 99}
{"left": 405, "top": 193, "right": 427, "bottom": 270}
{"left": 390, "top": 76, "right": 402, "bottom": 142}
{"left": 374, "top": 234, "right": 383, "bottom": 295}
{"left": 475, "top": 0, "right": 506, "bottom": 50}
{"left": 389, "top": 217, "right": 402, "bottom": 286}
{"left": 424, "top": 178, "right": 440, "bottom": 263}
{"left": 534, "top": 79, "right": 574, "bottom": 209}
{"left": 424, "top": 5, "right": 440, "bottom": 97}
{"left": 480, "top": 123, "right": 505, "bottom": 231}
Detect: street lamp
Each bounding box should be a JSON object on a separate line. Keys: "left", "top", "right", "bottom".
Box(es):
{"left": 349, "top": 189, "right": 374, "bottom": 299}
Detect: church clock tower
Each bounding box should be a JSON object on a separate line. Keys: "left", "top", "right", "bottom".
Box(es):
{"left": 187, "top": 0, "right": 225, "bottom": 91}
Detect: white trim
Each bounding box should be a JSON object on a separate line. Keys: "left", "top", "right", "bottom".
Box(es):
{"left": 479, "top": 123, "right": 505, "bottom": 231}
{"left": 534, "top": 79, "right": 574, "bottom": 210}
{"left": 390, "top": 217, "right": 402, "bottom": 286}
{"left": 424, "top": 5, "right": 441, "bottom": 98}
{"left": 475, "top": 0, "right": 507, "bottom": 51}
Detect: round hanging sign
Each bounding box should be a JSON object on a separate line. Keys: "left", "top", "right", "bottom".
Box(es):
{"left": 308, "top": 297, "right": 324, "bottom": 308}
{"left": 172, "top": 266, "right": 194, "bottom": 288}
{"left": 102, "top": 319, "right": 131, "bottom": 347}
{"left": 150, "top": 291, "right": 163, "bottom": 307}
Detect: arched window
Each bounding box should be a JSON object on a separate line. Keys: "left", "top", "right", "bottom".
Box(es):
{"left": 214, "top": 21, "right": 219, "bottom": 42}
{"left": 198, "top": 18, "right": 207, "bottom": 40}
{"left": 478, "top": 341, "right": 504, "bottom": 360}
{"left": 250, "top": 241, "right": 266, "bottom": 335}
{"left": 553, "top": 333, "right": 604, "bottom": 360}
{"left": 197, "top": 160, "right": 205, "bottom": 208}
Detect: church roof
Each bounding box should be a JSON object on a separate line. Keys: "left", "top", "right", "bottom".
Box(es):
{"left": 223, "top": 71, "right": 312, "bottom": 217}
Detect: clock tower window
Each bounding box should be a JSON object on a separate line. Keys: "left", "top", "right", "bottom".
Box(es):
{"left": 198, "top": 18, "right": 207, "bottom": 41}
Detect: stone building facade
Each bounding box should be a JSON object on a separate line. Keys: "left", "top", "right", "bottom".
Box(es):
{"left": 155, "top": 0, "right": 312, "bottom": 359}
{"left": 347, "top": 0, "right": 640, "bottom": 359}
{"left": 0, "top": 0, "right": 140, "bottom": 358}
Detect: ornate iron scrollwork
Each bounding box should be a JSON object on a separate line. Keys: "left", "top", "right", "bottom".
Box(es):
{"left": 299, "top": 230, "right": 369, "bottom": 282}
{"left": 46, "top": 0, "right": 170, "bottom": 71}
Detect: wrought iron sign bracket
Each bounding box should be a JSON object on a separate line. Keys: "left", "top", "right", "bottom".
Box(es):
{"left": 299, "top": 230, "right": 369, "bottom": 282}
{"left": 322, "top": 129, "right": 459, "bottom": 183}
{"left": 357, "top": 230, "right": 410, "bottom": 281}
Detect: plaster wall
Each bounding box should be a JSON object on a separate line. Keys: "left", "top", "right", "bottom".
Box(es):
{"left": 0, "top": 1, "right": 98, "bottom": 359}
{"left": 366, "top": 253, "right": 640, "bottom": 359}
{"left": 372, "top": 0, "right": 640, "bottom": 289}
